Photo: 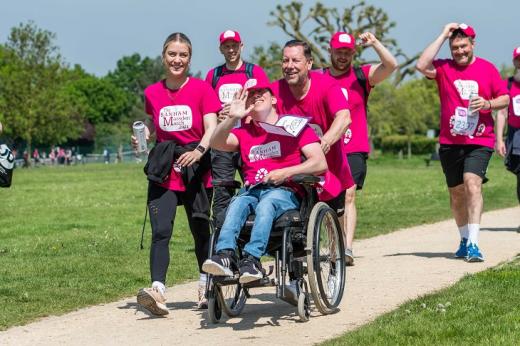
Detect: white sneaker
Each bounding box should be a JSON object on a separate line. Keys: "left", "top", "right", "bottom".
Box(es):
{"left": 137, "top": 287, "right": 168, "bottom": 316}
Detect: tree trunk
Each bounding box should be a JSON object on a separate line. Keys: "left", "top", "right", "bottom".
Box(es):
{"left": 407, "top": 135, "right": 412, "bottom": 159}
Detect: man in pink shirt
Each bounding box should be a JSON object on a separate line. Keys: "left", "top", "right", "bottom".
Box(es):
{"left": 416, "top": 23, "right": 509, "bottom": 262}
{"left": 496, "top": 47, "right": 520, "bottom": 232}
{"left": 202, "top": 79, "right": 327, "bottom": 283}
{"left": 205, "top": 30, "right": 270, "bottom": 229}
{"left": 323, "top": 31, "right": 398, "bottom": 265}
{"left": 271, "top": 40, "right": 355, "bottom": 261}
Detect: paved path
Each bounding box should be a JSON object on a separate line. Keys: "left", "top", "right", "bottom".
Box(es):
{"left": 1, "top": 207, "right": 519, "bottom": 345}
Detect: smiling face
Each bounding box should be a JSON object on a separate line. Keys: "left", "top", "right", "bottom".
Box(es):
{"left": 246, "top": 88, "right": 276, "bottom": 119}
{"left": 330, "top": 47, "right": 356, "bottom": 72}
{"left": 162, "top": 41, "right": 191, "bottom": 77}
{"left": 282, "top": 46, "right": 313, "bottom": 86}
{"left": 219, "top": 40, "right": 243, "bottom": 65}
{"left": 449, "top": 36, "right": 474, "bottom": 66}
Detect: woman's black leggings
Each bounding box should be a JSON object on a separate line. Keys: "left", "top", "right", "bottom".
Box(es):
{"left": 147, "top": 183, "right": 211, "bottom": 284}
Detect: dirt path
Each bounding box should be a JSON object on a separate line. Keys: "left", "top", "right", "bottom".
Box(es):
{"left": 1, "top": 207, "right": 519, "bottom": 345}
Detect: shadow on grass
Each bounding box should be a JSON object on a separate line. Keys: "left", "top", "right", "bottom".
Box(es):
{"left": 480, "top": 227, "right": 520, "bottom": 232}
{"left": 198, "top": 292, "right": 313, "bottom": 331}
{"left": 385, "top": 252, "right": 456, "bottom": 259}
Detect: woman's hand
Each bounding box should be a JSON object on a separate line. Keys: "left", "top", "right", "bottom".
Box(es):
{"left": 176, "top": 149, "right": 203, "bottom": 167}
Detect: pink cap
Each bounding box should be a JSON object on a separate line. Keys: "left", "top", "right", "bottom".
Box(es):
{"left": 244, "top": 78, "right": 272, "bottom": 94}
{"left": 458, "top": 23, "right": 476, "bottom": 39}
{"left": 513, "top": 47, "right": 520, "bottom": 60}
{"left": 330, "top": 32, "right": 356, "bottom": 50}
{"left": 219, "top": 30, "right": 241, "bottom": 44}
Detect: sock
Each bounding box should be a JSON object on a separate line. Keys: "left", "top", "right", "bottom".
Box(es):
{"left": 458, "top": 224, "right": 469, "bottom": 240}
{"left": 199, "top": 273, "right": 207, "bottom": 284}
{"left": 467, "top": 224, "right": 480, "bottom": 245}
{"left": 152, "top": 281, "right": 166, "bottom": 295}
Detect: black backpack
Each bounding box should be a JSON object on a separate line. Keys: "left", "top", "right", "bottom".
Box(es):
{"left": 211, "top": 62, "right": 255, "bottom": 89}
{"left": 508, "top": 76, "right": 514, "bottom": 90}
{"left": 322, "top": 66, "right": 369, "bottom": 108}
{"left": 0, "top": 144, "right": 14, "bottom": 188}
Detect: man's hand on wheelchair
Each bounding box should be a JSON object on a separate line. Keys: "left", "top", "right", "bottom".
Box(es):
{"left": 263, "top": 169, "right": 289, "bottom": 185}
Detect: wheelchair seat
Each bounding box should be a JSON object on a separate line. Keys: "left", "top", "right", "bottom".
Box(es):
{"left": 243, "top": 209, "right": 303, "bottom": 232}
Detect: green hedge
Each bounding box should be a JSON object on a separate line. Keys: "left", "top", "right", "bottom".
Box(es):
{"left": 379, "top": 135, "right": 437, "bottom": 155}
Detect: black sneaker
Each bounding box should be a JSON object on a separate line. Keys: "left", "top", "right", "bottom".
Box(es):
{"left": 202, "top": 250, "right": 237, "bottom": 277}
{"left": 238, "top": 256, "right": 264, "bottom": 284}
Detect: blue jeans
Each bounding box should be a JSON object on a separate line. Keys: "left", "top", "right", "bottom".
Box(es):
{"left": 215, "top": 185, "right": 300, "bottom": 259}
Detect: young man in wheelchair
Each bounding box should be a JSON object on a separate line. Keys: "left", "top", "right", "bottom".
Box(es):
{"left": 202, "top": 79, "right": 328, "bottom": 284}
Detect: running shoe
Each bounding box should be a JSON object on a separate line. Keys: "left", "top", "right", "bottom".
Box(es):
{"left": 466, "top": 243, "right": 484, "bottom": 262}
{"left": 455, "top": 237, "right": 468, "bottom": 258}
{"left": 137, "top": 287, "right": 168, "bottom": 316}
{"left": 238, "top": 256, "right": 264, "bottom": 284}
{"left": 202, "top": 251, "right": 237, "bottom": 277}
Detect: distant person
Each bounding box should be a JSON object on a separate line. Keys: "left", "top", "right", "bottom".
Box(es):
{"left": 416, "top": 23, "right": 509, "bottom": 261}
{"left": 496, "top": 46, "right": 520, "bottom": 232}
{"left": 132, "top": 32, "right": 218, "bottom": 315}
{"left": 103, "top": 148, "right": 110, "bottom": 164}
{"left": 58, "top": 147, "right": 65, "bottom": 165}
{"left": 323, "top": 31, "right": 398, "bottom": 265}
{"left": 204, "top": 30, "right": 270, "bottom": 228}
{"left": 32, "top": 148, "right": 40, "bottom": 165}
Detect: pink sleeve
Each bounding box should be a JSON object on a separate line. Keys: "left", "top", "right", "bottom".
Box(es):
{"left": 298, "top": 126, "right": 320, "bottom": 148}
{"left": 326, "top": 82, "right": 350, "bottom": 116}
{"left": 201, "top": 82, "right": 222, "bottom": 116}
{"left": 253, "top": 65, "right": 270, "bottom": 83}
{"left": 432, "top": 59, "right": 447, "bottom": 81}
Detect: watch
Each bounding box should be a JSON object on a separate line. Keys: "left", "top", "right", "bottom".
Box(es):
{"left": 196, "top": 145, "right": 206, "bottom": 154}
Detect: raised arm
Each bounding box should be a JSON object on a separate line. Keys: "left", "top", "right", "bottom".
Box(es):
{"left": 416, "top": 23, "right": 459, "bottom": 79}
{"left": 360, "top": 32, "right": 398, "bottom": 86}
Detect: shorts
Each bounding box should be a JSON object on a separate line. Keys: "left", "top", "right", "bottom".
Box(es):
{"left": 438, "top": 144, "right": 493, "bottom": 188}
{"left": 347, "top": 152, "right": 368, "bottom": 190}
{"left": 325, "top": 190, "right": 345, "bottom": 217}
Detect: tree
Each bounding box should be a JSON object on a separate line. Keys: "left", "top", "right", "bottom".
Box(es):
{"left": 0, "top": 22, "right": 84, "bottom": 157}
{"left": 249, "top": 1, "right": 417, "bottom": 84}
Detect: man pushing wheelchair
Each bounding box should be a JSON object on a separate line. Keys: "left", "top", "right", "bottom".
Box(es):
{"left": 202, "top": 79, "right": 327, "bottom": 284}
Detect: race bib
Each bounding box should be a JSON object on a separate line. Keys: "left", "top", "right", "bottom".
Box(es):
{"left": 218, "top": 83, "right": 242, "bottom": 103}
{"left": 159, "top": 105, "right": 193, "bottom": 132}
{"left": 453, "top": 80, "right": 479, "bottom": 100}
{"left": 341, "top": 87, "right": 349, "bottom": 101}
{"left": 513, "top": 95, "right": 520, "bottom": 116}
{"left": 344, "top": 128, "right": 352, "bottom": 144}
{"left": 248, "top": 141, "right": 281, "bottom": 162}
{"left": 452, "top": 106, "right": 479, "bottom": 136}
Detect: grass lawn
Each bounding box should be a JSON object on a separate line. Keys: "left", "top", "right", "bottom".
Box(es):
{"left": 323, "top": 256, "right": 520, "bottom": 345}
{"left": 0, "top": 155, "right": 517, "bottom": 330}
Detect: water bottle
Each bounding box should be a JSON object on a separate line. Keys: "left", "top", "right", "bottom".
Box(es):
{"left": 132, "top": 121, "right": 147, "bottom": 153}
{"left": 467, "top": 91, "right": 478, "bottom": 117}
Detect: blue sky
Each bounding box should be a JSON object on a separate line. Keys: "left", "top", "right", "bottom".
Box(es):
{"left": 1, "top": 0, "right": 518, "bottom": 77}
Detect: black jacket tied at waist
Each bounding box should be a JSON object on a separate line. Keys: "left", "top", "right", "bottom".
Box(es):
{"left": 144, "top": 141, "right": 211, "bottom": 220}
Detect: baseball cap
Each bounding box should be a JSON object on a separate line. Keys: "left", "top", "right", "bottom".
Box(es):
{"left": 219, "top": 30, "right": 241, "bottom": 44}
{"left": 330, "top": 32, "right": 356, "bottom": 50}
{"left": 244, "top": 78, "right": 272, "bottom": 94}
{"left": 513, "top": 47, "right": 520, "bottom": 60}
{"left": 458, "top": 23, "right": 476, "bottom": 39}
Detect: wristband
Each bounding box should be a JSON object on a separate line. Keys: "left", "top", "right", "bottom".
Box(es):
{"left": 196, "top": 145, "right": 206, "bottom": 154}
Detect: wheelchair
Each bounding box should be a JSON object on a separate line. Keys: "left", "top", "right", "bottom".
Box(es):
{"left": 205, "top": 175, "right": 346, "bottom": 323}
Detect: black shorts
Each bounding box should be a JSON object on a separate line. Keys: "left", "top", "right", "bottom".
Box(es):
{"left": 438, "top": 144, "right": 493, "bottom": 188}
{"left": 325, "top": 190, "right": 345, "bottom": 217}
{"left": 347, "top": 152, "right": 368, "bottom": 190}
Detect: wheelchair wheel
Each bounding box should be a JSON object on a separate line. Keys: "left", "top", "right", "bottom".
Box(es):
{"left": 306, "top": 202, "right": 346, "bottom": 315}
{"left": 216, "top": 282, "right": 247, "bottom": 317}
{"left": 207, "top": 288, "right": 222, "bottom": 324}
{"left": 297, "top": 281, "right": 311, "bottom": 322}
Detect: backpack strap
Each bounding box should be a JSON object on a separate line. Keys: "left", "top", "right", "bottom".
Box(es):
{"left": 211, "top": 64, "right": 225, "bottom": 89}
{"left": 353, "top": 65, "right": 369, "bottom": 107}
{"left": 244, "top": 62, "right": 254, "bottom": 79}
{"left": 508, "top": 76, "right": 514, "bottom": 90}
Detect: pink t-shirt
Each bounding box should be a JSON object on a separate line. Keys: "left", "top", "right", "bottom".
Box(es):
{"left": 507, "top": 78, "right": 520, "bottom": 128}
{"left": 144, "top": 78, "right": 221, "bottom": 191}
{"left": 433, "top": 57, "right": 508, "bottom": 148}
{"left": 271, "top": 72, "right": 355, "bottom": 200}
{"left": 231, "top": 122, "right": 319, "bottom": 195}
{"left": 205, "top": 63, "right": 270, "bottom": 103}
{"left": 324, "top": 65, "right": 372, "bottom": 153}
